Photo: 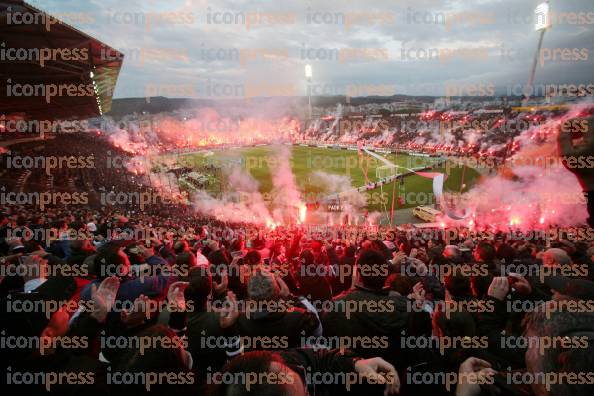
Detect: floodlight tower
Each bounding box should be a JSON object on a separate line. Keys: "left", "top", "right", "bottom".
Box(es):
{"left": 524, "top": 1, "right": 552, "bottom": 105}
{"left": 305, "top": 64, "right": 313, "bottom": 119}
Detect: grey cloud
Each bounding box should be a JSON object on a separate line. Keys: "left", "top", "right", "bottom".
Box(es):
{"left": 28, "top": 0, "right": 594, "bottom": 98}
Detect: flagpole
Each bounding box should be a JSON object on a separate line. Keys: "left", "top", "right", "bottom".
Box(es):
{"left": 390, "top": 178, "right": 397, "bottom": 226}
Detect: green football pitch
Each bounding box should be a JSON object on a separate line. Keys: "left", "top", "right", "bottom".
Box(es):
{"left": 160, "top": 145, "right": 480, "bottom": 211}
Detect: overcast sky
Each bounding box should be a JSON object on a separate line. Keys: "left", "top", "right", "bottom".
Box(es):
{"left": 30, "top": 0, "right": 594, "bottom": 98}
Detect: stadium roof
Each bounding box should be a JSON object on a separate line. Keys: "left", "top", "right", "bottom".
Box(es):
{"left": 0, "top": 0, "right": 123, "bottom": 120}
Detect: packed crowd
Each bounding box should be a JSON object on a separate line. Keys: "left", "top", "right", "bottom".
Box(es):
{"left": 0, "top": 109, "right": 592, "bottom": 396}
{"left": 300, "top": 107, "right": 594, "bottom": 159}
{"left": 76, "top": 107, "right": 568, "bottom": 158}
{"left": 1, "top": 202, "right": 593, "bottom": 396}
{"left": 0, "top": 134, "right": 136, "bottom": 193}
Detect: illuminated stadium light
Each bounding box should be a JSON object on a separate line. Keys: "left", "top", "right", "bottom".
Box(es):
{"left": 524, "top": 1, "right": 551, "bottom": 104}
{"left": 305, "top": 64, "right": 312, "bottom": 79}
{"left": 534, "top": 2, "right": 551, "bottom": 31}
{"left": 305, "top": 64, "right": 313, "bottom": 119}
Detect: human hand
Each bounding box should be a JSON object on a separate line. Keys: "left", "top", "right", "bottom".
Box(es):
{"left": 407, "top": 282, "right": 426, "bottom": 309}
{"left": 355, "top": 357, "right": 400, "bottom": 395}
{"left": 213, "top": 268, "right": 228, "bottom": 295}
{"left": 90, "top": 276, "right": 120, "bottom": 323}
{"left": 120, "top": 294, "right": 150, "bottom": 327}
{"left": 455, "top": 357, "right": 496, "bottom": 396}
{"left": 487, "top": 277, "right": 509, "bottom": 301}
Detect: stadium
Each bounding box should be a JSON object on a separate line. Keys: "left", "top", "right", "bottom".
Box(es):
{"left": 1, "top": 1, "right": 594, "bottom": 396}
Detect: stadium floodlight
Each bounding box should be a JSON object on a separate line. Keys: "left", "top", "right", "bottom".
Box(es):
{"left": 534, "top": 2, "right": 551, "bottom": 31}
{"left": 524, "top": 1, "right": 551, "bottom": 104}
{"left": 90, "top": 71, "right": 95, "bottom": 78}
{"left": 305, "top": 64, "right": 313, "bottom": 119}
{"left": 305, "top": 64, "right": 313, "bottom": 79}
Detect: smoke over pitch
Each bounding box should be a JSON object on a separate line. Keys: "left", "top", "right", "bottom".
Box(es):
{"left": 191, "top": 145, "right": 307, "bottom": 226}
{"left": 444, "top": 102, "right": 592, "bottom": 229}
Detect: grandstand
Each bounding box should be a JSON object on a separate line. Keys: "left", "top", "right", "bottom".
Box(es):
{"left": 0, "top": 0, "right": 129, "bottom": 203}
{"left": 0, "top": 0, "right": 123, "bottom": 121}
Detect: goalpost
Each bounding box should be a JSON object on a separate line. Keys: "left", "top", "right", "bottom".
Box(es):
{"left": 376, "top": 164, "right": 399, "bottom": 180}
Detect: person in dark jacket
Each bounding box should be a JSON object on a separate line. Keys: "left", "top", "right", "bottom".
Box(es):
{"left": 234, "top": 268, "right": 320, "bottom": 350}
{"left": 322, "top": 249, "right": 430, "bottom": 369}
{"left": 296, "top": 248, "right": 333, "bottom": 302}
{"left": 184, "top": 266, "right": 239, "bottom": 378}
{"left": 332, "top": 244, "right": 356, "bottom": 296}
